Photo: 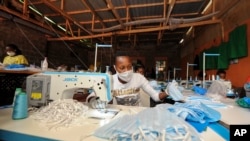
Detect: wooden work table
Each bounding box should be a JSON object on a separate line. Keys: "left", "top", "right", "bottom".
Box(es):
{"left": 0, "top": 68, "right": 41, "bottom": 74}
{"left": 182, "top": 89, "right": 250, "bottom": 127}
{"left": 0, "top": 105, "right": 225, "bottom": 141}
{"left": 1, "top": 80, "right": 249, "bottom": 141}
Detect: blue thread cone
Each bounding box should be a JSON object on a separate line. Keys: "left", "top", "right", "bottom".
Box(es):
{"left": 12, "top": 92, "right": 28, "bottom": 120}
{"left": 12, "top": 88, "right": 22, "bottom": 106}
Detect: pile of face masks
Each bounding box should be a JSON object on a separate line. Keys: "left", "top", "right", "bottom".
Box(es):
{"left": 192, "top": 86, "right": 207, "bottom": 95}
{"left": 165, "top": 80, "right": 184, "bottom": 101}
{"left": 186, "top": 96, "right": 227, "bottom": 109}
{"left": 156, "top": 101, "right": 221, "bottom": 132}
{"left": 5, "top": 64, "right": 25, "bottom": 69}
{"left": 167, "top": 102, "right": 221, "bottom": 124}
{"left": 30, "top": 99, "right": 88, "bottom": 130}
{"left": 94, "top": 106, "right": 202, "bottom": 141}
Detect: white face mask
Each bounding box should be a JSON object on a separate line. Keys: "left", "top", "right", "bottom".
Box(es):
{"left": 7, "top": 51, "right": 16, "bottom": 57}
{"left": 113, "top": 65, "right": 133, "bottom": 82}
{"left": 117, "top": 70, "right": 133, "bottom": 82}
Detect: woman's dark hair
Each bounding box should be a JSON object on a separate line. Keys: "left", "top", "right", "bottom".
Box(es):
{"left": 134, "top": 64, "right": 145, "bottom": 72}
{"left": 216, "top": 69, "right": 226, "bottom": 75}
{"left": 6, "top": 44, "right": 22, "bottom": 55}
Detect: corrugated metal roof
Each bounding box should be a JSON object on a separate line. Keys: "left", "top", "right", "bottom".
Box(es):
{"left": 0, "top": 0, "right": 217, "bottom": 48}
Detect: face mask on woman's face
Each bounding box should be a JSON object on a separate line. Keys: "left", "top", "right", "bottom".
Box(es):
{"left": 114, "top": 65, "right": 133, "bottom": 82}
{"left": 7, "top": 51, "right": 16, "bottom": 57}
{"left": 117, "top": 70, "right": 133, "bottom": 82}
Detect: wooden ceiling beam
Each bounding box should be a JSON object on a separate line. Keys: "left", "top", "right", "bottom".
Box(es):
{"left": 44, "top": 10, "right": 91, "bottom": 17}
{"left": 22, "top": 0, "right": 28, "bottom": 16}
{"left": 158, "top": 0, "right": 176, "bottom": 46}
{"left": 176, "top": 0, "right": 202, "bottom": 4}
{"left": 41, "top": 0, "right": 202, "bottom": 17}
{"left": 41, "top": 0, "right": 93, "bottom": 35}
{"left": 0, "top": 5, "right": 66, "bottom": 36}
{"left": 80, "top": 0, "right": 106, "bottom": 28}
{"left": 56, "top": 12, "right": 200, "bottom": 28}
{"left": 48, "top": 19, "right": 221, "bottom": 41}
{"left": 119, "top": 37, "right": 180, "bottom": 42}
{"left": 171, "top": 12, "right": 199, "bottom": 17}
{"left": 65, "top": 19, "right": 74, "bottom": 36}
{"left": 57, "top": 15, "right": 163, "bottom": 26}
{"left": 27, "top": 1, "right": 43, "bottom": 5}
{"left": 60, "top": 0, "right": 64, "bottom": 10}
{"left": 106, "top": 0, "right": 124, "bottom": 27}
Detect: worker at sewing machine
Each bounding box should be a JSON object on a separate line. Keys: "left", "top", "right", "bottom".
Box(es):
{"left": 2, "top": 44, "right": 29, "bottom": 67}
{"left": 134, "top": 64, "right": 145, "bottom": 76}
{"left": 216, "top": 69, "right": 226, "bottom": 80}
{"left": 207, "top": 69, "right": 234, "bottom": 97}
{"left": 88, "top": 54, "right": 169, "bottom": 107}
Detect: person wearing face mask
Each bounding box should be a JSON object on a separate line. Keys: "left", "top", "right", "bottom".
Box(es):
{"left": 216, "top": 69, "right": 226, "bottom": 80}
{"left": 2, "top": 44, "right": 29, "bottom": 66}
{"left": 87, "top": 54, "right": 169, "bottom": 107}
{"left": 134, "top": 64, "right": 145, "bottom": 76}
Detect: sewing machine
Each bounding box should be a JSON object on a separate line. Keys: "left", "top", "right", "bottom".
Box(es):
{"left": 179, "top": 80, "right": 202, "bottom": 88}
{"left": 26, "top": 72, "right": 112, "bottom": 107}
{"left": 244, "top": 82, "right": 250, "bottom": 97}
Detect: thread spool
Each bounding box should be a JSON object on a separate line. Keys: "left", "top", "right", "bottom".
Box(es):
{"left": 12, "top": 92, "right": 28, "bottom": 120}
{"left": 212, "top": 75, "right": 215, "bottom": 81}
{"left": 12, "top": 88, "right": 22, "bottom": 106}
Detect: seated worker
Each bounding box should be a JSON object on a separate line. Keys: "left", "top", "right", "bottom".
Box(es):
{"left": 88, "top": 54, "right": 169, "bottom": 107}
{"left": 216, "top": 69, "right": 226, "bottom": 80}
{"left": 207, "top": 69, "right": 233, "bottom": 97}
{"left": 2, "top": 44, "right": 29, "bottom": 66}
{"left": 134, "top": 64, "right": 145, "bottom": 76}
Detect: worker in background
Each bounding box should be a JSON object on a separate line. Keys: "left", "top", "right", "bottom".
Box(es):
{"left": 216, "top": 69, "right": 226, "bottom": 80}
{"left": 2, "top": 44, "right": 29, "bottom": 66}
{"left": 87, "top": 54, "right": 169, "bottom": 107}
{"left": 134, "top": 64, "right": 145, "bottom": 76}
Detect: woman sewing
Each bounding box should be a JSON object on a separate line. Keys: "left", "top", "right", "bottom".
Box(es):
{"left": 87, "top": 54, "right": 169, "bottom": 107}
{"left": 2, "top": 44, "right": 29, "bottom": 66}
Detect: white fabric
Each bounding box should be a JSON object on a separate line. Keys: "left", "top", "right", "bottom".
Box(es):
{"left": 112, "top": 73, "right": 160, "bottom": 106}
{"left": 207, "top": 80, "right": 228, "bottom": 96}
{"left": 166, "top": 80, "right": 184, "bottom": 101}
{"left": 116, "top": 70, "right": 133, "bottom": 82}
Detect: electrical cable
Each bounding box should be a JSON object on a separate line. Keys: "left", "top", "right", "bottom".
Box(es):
{"left": 14, "top": 21, "right": 56, "bottom": 68}
{"left": 15, "top": 0, "right": 89, "bottom": 69}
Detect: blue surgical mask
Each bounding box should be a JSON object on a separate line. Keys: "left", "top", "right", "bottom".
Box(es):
{"left": 165, "top": 80, "right": 183, "bottom": 101}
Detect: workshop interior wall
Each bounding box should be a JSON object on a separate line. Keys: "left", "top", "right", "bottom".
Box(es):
{"left": 181, "top": 0, "right": 250, "bottom": 87}
{"left": 0, "top": 20, "right": 89, "bottom": 69}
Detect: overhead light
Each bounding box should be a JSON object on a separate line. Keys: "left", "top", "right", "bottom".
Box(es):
{"left": 202, "top": 0, "right": 212, "bottom": 14}
{"left": 57, "top": 25, "right": 66, "bottom": 32}
{"left": 186, "top": 26, "right": 193, "bottom": 35}
{"left": 179, "top": 38, "right": 184, "bottom": 44}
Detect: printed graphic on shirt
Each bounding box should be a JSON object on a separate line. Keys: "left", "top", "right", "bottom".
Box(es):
{"left": 112, "top": 88, "right": 140, "bottom": 106}
{"left": 115, "top": 94, "right": 140, "bottom": 106}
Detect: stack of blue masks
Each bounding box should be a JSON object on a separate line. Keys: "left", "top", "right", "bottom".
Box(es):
{"left": 168, "top": 102, "right": 221, "bottom": 123}
{"left": 186, "top": 96, "right": 227, "bottom": 108}
{"left": 192, "top": 86, "right": 207, "bottom": 95}
{"left": 5, "top": 64, "right": 25, "bottom": 69}
{"left": 94, "top": 106, "right": 202, "bottom": 141}
{"left": 166, "top": 102, "right": 221, "bottom": 132}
